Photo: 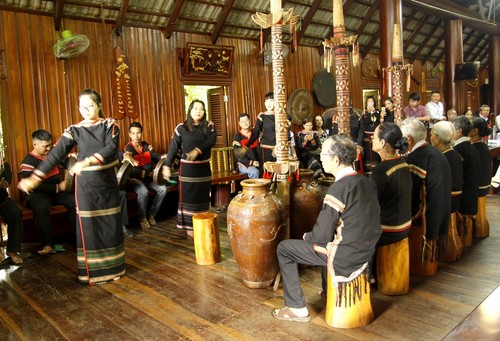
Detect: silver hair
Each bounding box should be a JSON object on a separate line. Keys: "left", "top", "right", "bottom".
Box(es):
{"left": 400, "top": 118, "right": 427, "bottom": 142}
{"left": 431, "top": 121, "right": 455, "bottom": 145}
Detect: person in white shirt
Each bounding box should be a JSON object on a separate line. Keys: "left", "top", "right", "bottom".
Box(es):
{"left": 425, "top": 90, "right": 445, "bottom": 127}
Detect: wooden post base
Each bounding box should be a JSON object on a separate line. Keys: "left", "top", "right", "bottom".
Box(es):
{"left": 192, "top": 213, "right": 221, "bottom": 265}
{"left": 409, "top": 225, "right": 438, "bottom": 277}
{"left": 440, "top": 212, "right": 462, "bottom": 262}
{"left": 475, "top": 196, "right": 489, "bottom": 238}
{"left": 325, "top": 273, "right": 374, "bottom": 329}
{"left": 376, "top": 238, "right": 410, "bottom": 295}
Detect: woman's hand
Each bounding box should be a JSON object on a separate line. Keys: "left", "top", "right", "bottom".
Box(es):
{"left": 70, "top": 158, "right": 93, "bottom": 176}
{"left": 162, "top": 166, "right": 172, "bottom": 181}
{"left": 186, "top": 149, "right": 200, "bottom": 161}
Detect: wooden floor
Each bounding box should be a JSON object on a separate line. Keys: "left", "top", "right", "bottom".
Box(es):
{"left": 1, "top": 194, "right": 500, "bottom": 341}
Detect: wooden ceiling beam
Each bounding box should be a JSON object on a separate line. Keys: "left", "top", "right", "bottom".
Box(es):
{"left": 53, "top": 0, "right": 66, "bottom": 31}
{"left": 403, "top": 0, "right": 499, "bottom": 35}
{"left": 294, "top": 0, "right": 323, "bottom": 50}
{"left": 404, "top": 15, "right": 429, "bottom": 49}
{"left": 422, "top": 31, "right": 444, "bottom": 64}
{"left": 163, "top": 0, "right": 185, "bottom": 39}
{"left": 470, "top": 39, "right": 489, "bottom": 61}
{"left": 354, "top": 0, "right": 379, "bottom": 37}
{"left": 114, "top": 0, "right": 131, "bottom": 35}
{"left": 409, "top": 18, "right": 442, "bottom": 63}
{"left": 212, "top": 0, "right": 235, "bottom": 44}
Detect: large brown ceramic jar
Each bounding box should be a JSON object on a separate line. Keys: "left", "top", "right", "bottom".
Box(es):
{"left": 227, "top": 179, "right": 285, "bottom": 288}
{"left": 290, "top": 169, "right": 323, "bottom": 239}
{"left": 318, "top": 176, "right": 335, "bottom": 198}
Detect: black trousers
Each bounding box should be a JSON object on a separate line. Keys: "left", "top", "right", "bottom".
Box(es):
{"left": 277, "top": 239, "right": 328, "bottom": 308}
{"left": 0, "top": 198, "right": 22, "bottom": 253}
{"left": 27, "top": 192, "right": 76, "bottom": 247}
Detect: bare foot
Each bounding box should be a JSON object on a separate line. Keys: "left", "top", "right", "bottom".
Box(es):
{"left": 186, "top": 230, "right": 194, "bottom": 238}
{"left": 38, "top": 245, "right": 53, "bottom": 255}
{"left": 7, "top": 252, "right": 23, "bottom": 265}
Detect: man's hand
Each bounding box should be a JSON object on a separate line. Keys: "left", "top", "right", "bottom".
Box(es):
{"left": 18, "top": 177, "right": 39, "bottom": 194}
{"left": 124, "top": 153, "right": 138, "bottom": 166}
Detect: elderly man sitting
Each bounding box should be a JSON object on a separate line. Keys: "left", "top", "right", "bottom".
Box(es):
{"left": 272, "top": 135, "right": 381, "bottom": 322}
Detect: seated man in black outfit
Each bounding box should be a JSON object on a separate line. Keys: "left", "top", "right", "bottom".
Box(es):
{"left": 19, "top": 130, "right": 76, "bottom": 255}
{"left": 272, "top": 135, "right": 381, "bottom": 322}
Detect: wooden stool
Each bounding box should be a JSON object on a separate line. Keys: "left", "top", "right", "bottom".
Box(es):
{"left": 325, "top": 272, "right": 374, "bottom": 329}
{"left": 439, "top": 212, "right": 462, "bottom": 262}
{"left": 376, "top": 238, "right": 409, "bottom": 295}
{"left": 459, "top": 214, "right": 474, "bottom": 247}
{"left": 192, "top": 212, "right": 221, "bottom": 265}
{"left": 475, "top": 196, "right": 489, "bottom": 238}
{"left": 409, "top": 225, "right": 438, "bottom": 276}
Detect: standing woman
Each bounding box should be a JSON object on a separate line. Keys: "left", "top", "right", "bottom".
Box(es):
{"left": 380, "top": 97, "right": 395, "bottom": 123}
{"left": 313, "top": 115, "right": 330, "bottom": 145}
{"left": 361, "top": 96, "right": 381, "bottom": 175}
{"left": 163, "top": 100, "right": 216, "bottom": 236}
{"left": 19, "top": 89, "right": 124, "bottom": 285}
{"left": 430, "top": 121, "right": 463, "bottom": 261}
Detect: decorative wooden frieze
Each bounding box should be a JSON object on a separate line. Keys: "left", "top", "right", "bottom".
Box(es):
{"left": 182, "top": 43, "right": 234, "bottom": 77}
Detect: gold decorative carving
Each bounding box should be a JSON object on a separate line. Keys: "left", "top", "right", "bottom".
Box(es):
{"left": 183, "top": 43, "right": 234, "bottom": 77}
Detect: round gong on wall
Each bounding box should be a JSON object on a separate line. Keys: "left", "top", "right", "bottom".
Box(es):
{"left": 312, "top": 70, "right": 336, "bottom": 107}
{"left": 287, "top": 88, "right": 314, "bottom": 125}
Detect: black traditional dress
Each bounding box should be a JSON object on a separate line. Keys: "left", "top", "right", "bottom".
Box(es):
{"left": 33, "top": 118, "right": 124, "bottom": 285}
{"left": 406, "top": 143, "right": 452, "bottom": 261}
{"left": 442, "top": 148, "right": 463, "bottom": 213}
{"left": 166, "top": 122, "right": 216, "bottom": 230}
{"left": 361, "top": 110, "right": 381, "bottom": 175}
{"left": 371, "top": 157, "right": 412, "bottom": 245}
{"left": 453, "top": 139, "right": 479, "bottom": 215}
{"left": 247, "top": 111, "right": 276, "bottom": 175}
{"left": 472, "top": 140, "right": 492, "bottom": 197}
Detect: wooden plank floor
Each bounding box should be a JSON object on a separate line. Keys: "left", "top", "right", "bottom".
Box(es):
{"left": 1, "top": 194, "right": 499, "bottom": 340}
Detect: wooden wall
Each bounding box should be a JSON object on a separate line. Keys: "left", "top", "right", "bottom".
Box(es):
{"left": 0, "top": 12, "right": 324, "bottom": 200}
{"left": 0, "top": 11, "right": 483, "bottom": 201}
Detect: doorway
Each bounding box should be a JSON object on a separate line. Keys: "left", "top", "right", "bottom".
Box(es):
{"left": 183, "top": 85, "right": 229, "bottom": 147}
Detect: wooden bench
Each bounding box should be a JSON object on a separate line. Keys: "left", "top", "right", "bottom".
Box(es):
{"left": 210, "top": 147, "right": 248, "bottom": 209}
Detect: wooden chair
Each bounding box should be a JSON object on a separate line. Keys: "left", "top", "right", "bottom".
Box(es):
{"left": 192, "top": 212, "right": 221, "bottom": 265}
{"left": 439, "top": 212, "right": 463, "bottom": 262}
{"left": 409, "top": 224, "right": 438, "bottom": 276}
{"left": 210, "top": 147, "right": 247, "bottom": 209}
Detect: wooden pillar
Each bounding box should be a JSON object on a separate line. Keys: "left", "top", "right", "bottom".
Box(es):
{"left": 379, "top": 0, "right": 396, "bottom": 100}
{"left": 444, "top": 19, "right": 463, "bottom": 112}
{"left": 489, "top": 36, "right": 500, "bottom": 115}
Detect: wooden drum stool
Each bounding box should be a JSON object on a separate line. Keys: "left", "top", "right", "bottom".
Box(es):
{"left": 439, "top": 212, "right": 462, "bottom": 262}
{"left": 459, "top": 214, "right": 474, "bottom": 247}
{"left": 325, "top": 271, "right": 374, "bottom": 329}
{"left": 474, "top": 196, "right": 489, "bottom": 238}
{"left": 192, "top": 213, "right": 221, "bottom": 265}
{"left": 376, "top": 238, "right": 409, "bottom": 295}
{"left": 409, "top": 224, "right": 438, "bottom": 276}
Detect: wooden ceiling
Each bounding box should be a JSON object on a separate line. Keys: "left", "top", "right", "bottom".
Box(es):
{"left": 1, "top": 0, "right": 499, "bottom": 67}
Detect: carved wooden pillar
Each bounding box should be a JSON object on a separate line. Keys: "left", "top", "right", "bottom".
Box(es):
{"left": 379, "top": 0, "right": 396, "bottom": 99}
{"left": 444, "top": 19, "right": 463, "bottom": 112}
{"left": 489, "top": 36, "right": 500, "bottom": 115}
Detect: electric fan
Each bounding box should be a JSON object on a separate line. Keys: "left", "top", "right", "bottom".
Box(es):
{"left": 53, "top": 30, "right": 90, "bottom": 59}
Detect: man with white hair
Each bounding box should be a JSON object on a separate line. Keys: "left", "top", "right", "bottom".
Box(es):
{"left": 400, "top": 118, "right": 451, "bottom": 276}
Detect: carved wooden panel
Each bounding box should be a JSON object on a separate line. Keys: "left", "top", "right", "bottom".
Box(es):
{"left": 182, "top": 43, "right": 234, "bottom": 77}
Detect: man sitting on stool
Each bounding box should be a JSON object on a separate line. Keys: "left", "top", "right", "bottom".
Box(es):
{"left": 272, "top": 135, "right": 381, "bottom": 322}
{"left": 19, "top": 129, "right": 76, "bottom": 255}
